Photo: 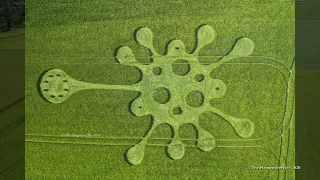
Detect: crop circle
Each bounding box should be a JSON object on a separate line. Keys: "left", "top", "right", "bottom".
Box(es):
{"left": 152, "top": 87, "right": 171, "bottom": 104}
{"left": 172, "top": 59, "right": 190, "bottom": 76}
{"left": 40, "top": 69, "right": 70, "bottom": 103}
{"left": 194, "top": 74, "right": 205, "bottom": 82}
{"left": 185, "top": 90, "right": 204, "bottom": 107}
{"left": 172, "top": 107, "right": 183, "bottom": 115}
{"left": 152, "top": 67, "right": 162, "bottom": 75}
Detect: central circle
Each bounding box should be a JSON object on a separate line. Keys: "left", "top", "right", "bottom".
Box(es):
{"left": 46, "top": 77, "right": 68, "bottom": 95}
{"left": 172, "top": 107, "right": 183, "bottom": 115}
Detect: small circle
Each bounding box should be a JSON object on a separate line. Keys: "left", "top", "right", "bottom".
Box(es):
{"left": 172, "top": 59, "right": 190, "bottom": 76}
{"left": 172, "top": 107, "right": 183, "bottom": 115}
{"left": 185, "top": 90, "right": 204, "bottom": 107}
{"left": 175, "top": 47, "right": 180, "bottom": 50}
{"left": 194, "top": 74, "right": 204, "bottom": 82}
{"left": 209, "top": 79, "right": 226, "bottom": 99}
{"left": 152, "top": 67, "right": 162, "bottom": 75}
{"left": 152, "top": 87, "right": 171, "bottom": 104}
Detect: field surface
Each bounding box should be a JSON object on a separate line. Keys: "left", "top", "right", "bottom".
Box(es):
{"left": 25, "top": 0, "right": 295, "bottom": 179}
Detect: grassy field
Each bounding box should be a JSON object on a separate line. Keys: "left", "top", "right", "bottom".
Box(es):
{"left": 25, "top": 0, "right": 295, "bottom": 179}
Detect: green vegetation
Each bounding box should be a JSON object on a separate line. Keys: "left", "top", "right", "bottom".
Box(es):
{"left": 37, "top": 25, "right": 257, "bottom": 165}
{"left": 25, "top": 0, "right": 295, "bottom": 179}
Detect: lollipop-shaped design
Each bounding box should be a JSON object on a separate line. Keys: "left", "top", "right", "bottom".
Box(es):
{"left": 39, "top": 69, "right": 138, "bottom": 103}
{"left": 38, "top": 25, "right": 256, "bottom": 165}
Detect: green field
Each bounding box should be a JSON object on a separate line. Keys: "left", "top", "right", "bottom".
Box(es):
{"left": 25, "top": 0, "right": 296, "bottom": 179}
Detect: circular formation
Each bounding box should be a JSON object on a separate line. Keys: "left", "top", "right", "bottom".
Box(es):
{"left": 40, "top": 69, "right": 70, "bottom": 103}
{"left": 152, "top": 67, "right": 162, "bottom": 75}
{"left": 185, "top": 90, "right": 204, "bottom": 107}
{"left": 208, "top": 79, "right": 227, "bottom": 99}
{"left": 172, "top": 59, "right": 190, "bottom": 76}
{"left": 172, "top": 107, "right": 183, "bottom": 115}
{"left": 194, "top": 74, "right": 205, "bottom": 82}
{"left": 39, "top": 25, "right": 257, "bottom": 165}
{"left": 152, "top": 87, "right": 171, "bottom": 104}
{"left": 233, "top": 119, "right": 255, "bottom": 138}
{"left": 167, "top": 142, "right": 185, "bottom": 160}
